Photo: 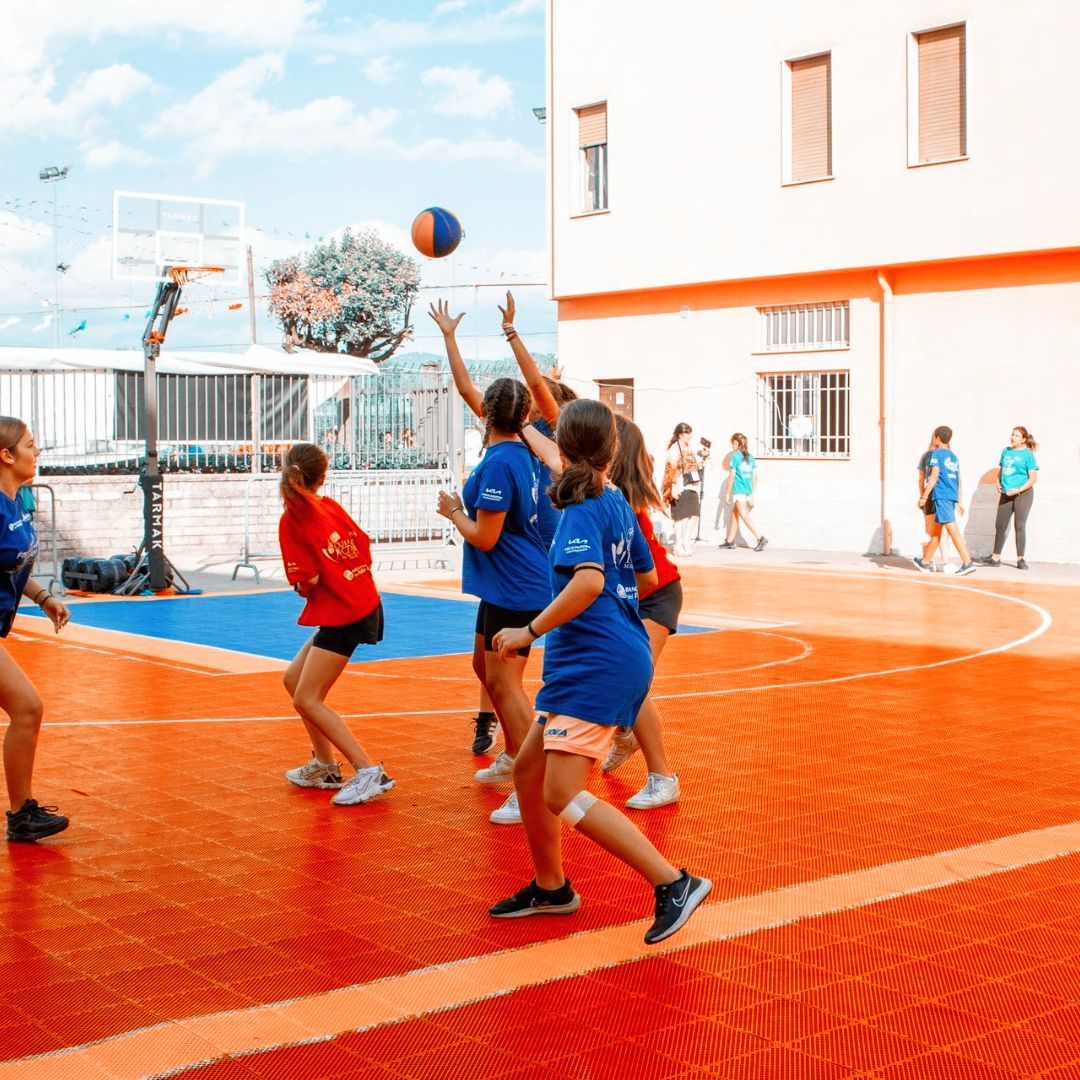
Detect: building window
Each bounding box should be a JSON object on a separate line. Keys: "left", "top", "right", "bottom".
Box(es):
{"left": 908, "top": 23, "right": 966, "bottom": 165}
{"left": 596, "top": 377, "right": 633, "bottom": 419}
{"left": 783, "top": 53, "right": 832, "bottom": 183}
{"left": 576, "top": 103, "right": 608, "bottom": 212}
{"left": 758, "top": 301, "right": 849, "bottom": 352}
{"left": 757, "top": 371, "right": 850, "bottom": 458}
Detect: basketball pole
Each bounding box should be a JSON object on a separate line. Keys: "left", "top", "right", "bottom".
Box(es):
{"left": 113, "top": 267, "right": 199, "bottom": 596}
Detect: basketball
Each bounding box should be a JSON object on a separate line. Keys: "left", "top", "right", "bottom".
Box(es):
{"left": 411, "top": 207, "right": 463, "bottom": 258}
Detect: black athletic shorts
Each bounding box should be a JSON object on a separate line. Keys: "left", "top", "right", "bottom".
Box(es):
{"left": 638, "top": 579, "right": 683, "bottom": 635}
{"left": 312, "top": 601, "right": 385, "bottom": 658}
{"left": 475, "top": 599, "right": 544, "bottom": 657}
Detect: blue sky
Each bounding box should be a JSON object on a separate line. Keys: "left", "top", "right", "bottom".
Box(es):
{"left": 0, "top": 0, "right": 553, "bottom": 358}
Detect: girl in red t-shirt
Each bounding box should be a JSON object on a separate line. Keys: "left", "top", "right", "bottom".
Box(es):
{"left": 603, "top": 415, "right": 682, "bottom": 810}
{"left": 278, "top": 444, "right": 392, "bottom": 808}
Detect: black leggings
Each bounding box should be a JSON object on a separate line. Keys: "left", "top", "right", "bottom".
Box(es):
{"left": 994, "top": 488, "right": 1034, "bottom": 557}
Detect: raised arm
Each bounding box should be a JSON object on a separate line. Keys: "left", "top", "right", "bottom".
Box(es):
{"left": 498, "top": 291, "right": 558, "bottom": 426}
{"left": 429, "top": 300, "right": 484, "bottom": 418}
{"left": 521, "top": 423, "right": 562, "bottom": 475}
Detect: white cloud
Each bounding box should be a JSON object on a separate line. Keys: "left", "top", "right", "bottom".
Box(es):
{"left": 362, "top": 55, "right": 400, "bottom": 85}
{"left": 421, "top": 64, "right": 512, "bottom": 119}
{"left": 434, "top": 0, "right": 473, "bottom": 15}
{"left": 313, "top": 54, "right": 338, "bottom": 65}
{"left": 405, "top": 136, "right": 542, "bottom": 170}
{"left": 143, "top": 54, "right": 399, "bottom": 177}
{"left": 80, "top": 141, "right": 157, "bottom": 171}
{"left": 0, "top": 212, "right": 53, "bottom": 254}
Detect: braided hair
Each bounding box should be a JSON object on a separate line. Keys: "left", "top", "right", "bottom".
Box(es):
{"left": 481, "top": 377, "right": 531, "bottom": 448}
{"left": 550, "top": 399, "right": 617, "bottom": 509}
{"left": 280, "top": 443, "right": 328, "bottom": 508}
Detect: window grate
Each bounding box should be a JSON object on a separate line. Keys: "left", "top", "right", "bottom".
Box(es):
{"left": 756, "top": 370, "right": 850, "bottom": 458}
{"left": 758, "top": 301, "right": 849, "bottom": 352}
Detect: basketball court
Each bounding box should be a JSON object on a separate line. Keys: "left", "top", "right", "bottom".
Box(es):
{"left": 2, "top": 552, "right": 1080, "bottom": 1077}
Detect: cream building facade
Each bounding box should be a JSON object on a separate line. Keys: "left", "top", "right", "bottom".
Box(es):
{"left": 545, "top": 0, "right": 1079, "bottom": 562}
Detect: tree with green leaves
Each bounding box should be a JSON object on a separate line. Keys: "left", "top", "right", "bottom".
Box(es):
{"left": 265, "top": 228, "right": 420, "bottom": 362}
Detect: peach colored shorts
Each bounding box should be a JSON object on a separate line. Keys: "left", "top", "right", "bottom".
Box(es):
{"left": 540, "top": 715, "right": 618, "bottom": 760}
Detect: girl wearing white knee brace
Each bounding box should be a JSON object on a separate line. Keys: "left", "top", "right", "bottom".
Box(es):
{"left": 491, "top": 399, "right": 711, "bottom": 944}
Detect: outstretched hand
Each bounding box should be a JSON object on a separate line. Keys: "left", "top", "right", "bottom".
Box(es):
{"left": 497, "top": 290, "right": 516, "bottom": 329}
{"left": 428, "top": 299, "right": 465, "bottom": 336}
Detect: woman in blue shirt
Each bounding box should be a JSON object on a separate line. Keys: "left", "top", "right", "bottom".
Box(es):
{"left": 490, "top": 399, "right": 712, "bottom": 945}
{"left": 980, "top": 426, "right": 1039, "bottom": 570}
{"left": 434, "top": 344, "right": 551, "bottom": 825}
{"left": 0, "top": 416, "right": 72, "bottom": 843}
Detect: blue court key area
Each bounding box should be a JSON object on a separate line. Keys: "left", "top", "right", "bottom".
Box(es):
{"left": 24, "top": 591, "right": 712, "bottom": 662}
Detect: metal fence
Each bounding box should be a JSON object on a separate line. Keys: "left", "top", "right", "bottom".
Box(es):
{"left": 27, "top": 484, "right": 63, "bottom": 595}
{"left": 2, "top": 355, "right": 519, "bottom": 476}
{"left": 233, "top": 470, "right": 456, "bottom": 581}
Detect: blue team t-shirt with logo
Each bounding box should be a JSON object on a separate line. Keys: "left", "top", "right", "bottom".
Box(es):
{"left": 535, "top": 486, "right": 654, "bottom": 727}
{"left": 999, "top": 447, "right": 1038, "bottom": 493}
{"left": 928, "top": 447, "right": 961, "bottom": 503}
{"left": 531, "top": 418, "right": 560, "bottom": 547}
{"left": 731, "top": 451, "right": 755, "bottom": 495}
{"left": 0, "top": 491, "right": 38, "bottom": 638}
{"left": 460, "top": 439, "right": 550, "bottom": 610}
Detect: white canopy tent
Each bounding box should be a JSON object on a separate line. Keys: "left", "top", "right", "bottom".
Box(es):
{"left": 0, "top": 343, "right": 378, "bottom": 377}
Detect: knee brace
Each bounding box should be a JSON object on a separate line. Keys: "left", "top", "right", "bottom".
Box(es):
{"left": 557, "top": 790, "right": 597, "bottom": 827}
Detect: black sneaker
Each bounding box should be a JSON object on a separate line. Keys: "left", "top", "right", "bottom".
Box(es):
{"left": 470, "top": 713, "right": 498, "bottom": 755}
{"left": 978, "top": 556, "right": 1001, "bottom": 567}
{"left": 955, "top": 562, "right": 977, "bottom": 576}
{"left": 489, "top": 879, "right": 581, "bottom": 918}
{"left": 644, "top": 870, "right": 712, "bottom": 945}
{"left": 6, "top": 799, "right": 69, "bottom": 843}
{"left": 717, "top": 541, "right": 735, "bottom": 550}
{"left": 913, "top": 557, "right": 931, "bottom": 573}
{"left": 754, "top": 537, "right": 769, "bottom": 552}
{"left": 1017, "top": 559, "right": 1029, "bottom": 570}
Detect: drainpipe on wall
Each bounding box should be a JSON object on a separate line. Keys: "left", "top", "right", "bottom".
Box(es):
{"left": 877, "top": 270, "right": 894, "bottom": 555}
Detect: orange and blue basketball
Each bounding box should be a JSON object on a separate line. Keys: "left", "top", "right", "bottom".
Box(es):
{"left": 411, "top": 207, "right": 463, "bottom": 259}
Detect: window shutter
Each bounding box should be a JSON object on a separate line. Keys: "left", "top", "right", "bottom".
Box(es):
{"left": 790, "top": 54, "right": 831, "bottom": 181}
{"left": 918, "top": 25, "right": 966, "bottom": 162}
{"left": 577, "top": 103, "right": 607, "bottom": 148}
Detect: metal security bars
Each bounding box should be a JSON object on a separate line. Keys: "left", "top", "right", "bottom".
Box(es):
{"left": 758, "top": 301, "right": 849, "bottom": 352}
{"left": 757, "top": 370, "right": 850, "bottom": 458}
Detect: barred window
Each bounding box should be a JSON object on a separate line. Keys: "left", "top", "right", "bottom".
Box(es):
{"left": 757, "top": 370, "right": 850, "bottom": 458}
{"left": 758, "top": 301, "right": 849, "bottom": 352}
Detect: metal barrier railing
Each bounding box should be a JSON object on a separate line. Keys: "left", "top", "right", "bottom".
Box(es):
{"left": 233, "top": 470, "right": 455, "bottom": 582}
{"left": 28, "top": 484, "right": 63, "bottom": 596}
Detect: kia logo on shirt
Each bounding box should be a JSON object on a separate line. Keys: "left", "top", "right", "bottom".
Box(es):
{"left": 481, "top": 487, "right": 503, "bottom": 500}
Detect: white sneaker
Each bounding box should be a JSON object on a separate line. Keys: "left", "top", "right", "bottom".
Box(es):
{"left": 626, "top": 773, "right": 680, "bottom": 810}
{"left": 285, "top": 758, "right": 344, "bottom": 789}
{"left": 474, "top": 750, "right": 515, "bottom": 785}
{"left": 330, "top": 764, "right": 395, "bottom": 806}
{"left": 600, "top": 729, "right": 640, "bottom": 773}
{"left": 489, "top": 790, "right": 521, "bottom": 824}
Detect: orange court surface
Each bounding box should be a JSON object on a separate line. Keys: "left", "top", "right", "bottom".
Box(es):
{"left": 2, "top": 550, "right": 1080, "bottom": 1079}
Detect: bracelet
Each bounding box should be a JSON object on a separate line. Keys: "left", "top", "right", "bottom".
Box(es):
{"left": 504, "top": 329, "right": 518, "bottom": 341}
{"left": 526, "top": 621, "right": 540, "bottom": 639}
{"left": 450, "top": 506, "right": 464, "bottom": 518}
{"left": 33, "top": 588, "right": 50, "bottom": 607}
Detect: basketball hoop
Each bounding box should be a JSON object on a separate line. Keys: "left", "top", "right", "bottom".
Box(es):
{"left": 168, "top": 265, "right": 225, "bottom": 286}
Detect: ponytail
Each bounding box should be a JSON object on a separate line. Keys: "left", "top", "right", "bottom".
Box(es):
{"left": 1014, "top": 425, "right": 1037, "bottom": 451}
{"left": 280, "top": 443, "right": 328, "bottom": 508}
{"left": 550, "top": 460, "right": 605, "bottom": 509}
{"left": 549, "top": 398, "right": 617, "bottom": 509}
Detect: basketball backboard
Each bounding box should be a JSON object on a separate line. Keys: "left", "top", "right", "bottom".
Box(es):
{"left": 112, "top": 191, "right": 245, "bottom": 286}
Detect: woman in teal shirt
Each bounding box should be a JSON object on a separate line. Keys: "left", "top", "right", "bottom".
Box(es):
{"left": 980, "top": 426, "right": 1039, "bottom": 570}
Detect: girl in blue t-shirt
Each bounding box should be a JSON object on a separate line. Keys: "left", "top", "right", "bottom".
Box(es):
{"left": 719, "top": 433, "right": 768, "bottom": 552}
{"left": 490, "top": 399, "right": 712, "bottom": 945}
{"left": 0, "top": 416, "right": 72, "bottom": 843}
{"left": 981, "top": 425, "right": 1039, "bottom": 570}
{"left": 433, "top": 310, "right": 551, "bottom": 825}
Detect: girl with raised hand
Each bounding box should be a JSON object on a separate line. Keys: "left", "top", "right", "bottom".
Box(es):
{"left": 431, "top": 302, "right": 551, "bottom": 826}
{"left": 491, "top": 399, "right": 711, "bottom": 945}
{"left": 1, "top": 416, "right": 72, "bottom": 843}
{"left": 719, "top": 432, "right": 767, "bottom": 552}
{"left": 600, "top": 414, "right": 682, "bottom": 809}
{"left": 279, "top": 443, "right": 393, "bottom": 808}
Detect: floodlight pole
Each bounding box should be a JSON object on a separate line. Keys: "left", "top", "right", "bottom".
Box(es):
{"left": 113, "top": 269, "right": 197, "bottom": 596}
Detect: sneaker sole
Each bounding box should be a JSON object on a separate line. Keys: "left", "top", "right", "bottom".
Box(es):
{"left": 471, "top": 738, "right": 498, "bottom": 755}
{"left": 474, "top": 772, "right": 514, "bottom": 785}
{"left": 955, "top": 566, "right": 977, "bottom": 576}
{"left": 490, "top": 895, "right": 581, "bottom": 918}
{"left": 330, "top": 780, "right": 395, "bottom": 806}
{"left": 626, "top": 791, "right": 680, "bottom": 810}
{"left": 489, "top": 810, "right": 522, "bottom": 824}
{"left": 644, "top": 877, "right": 712, "bottom": 944}
{"left": 286, "top": 777, "right": 345, "bottom": 790}
{"left": 7, "top": 819, "right": 69, "bottom": 843}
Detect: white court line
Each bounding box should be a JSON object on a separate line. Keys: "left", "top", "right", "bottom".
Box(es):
{"left": 41, "top": 709, "right": 462, "bottom": 728}
{"left": 7, "top": 818, "right": 1080, "bottom": 1080}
